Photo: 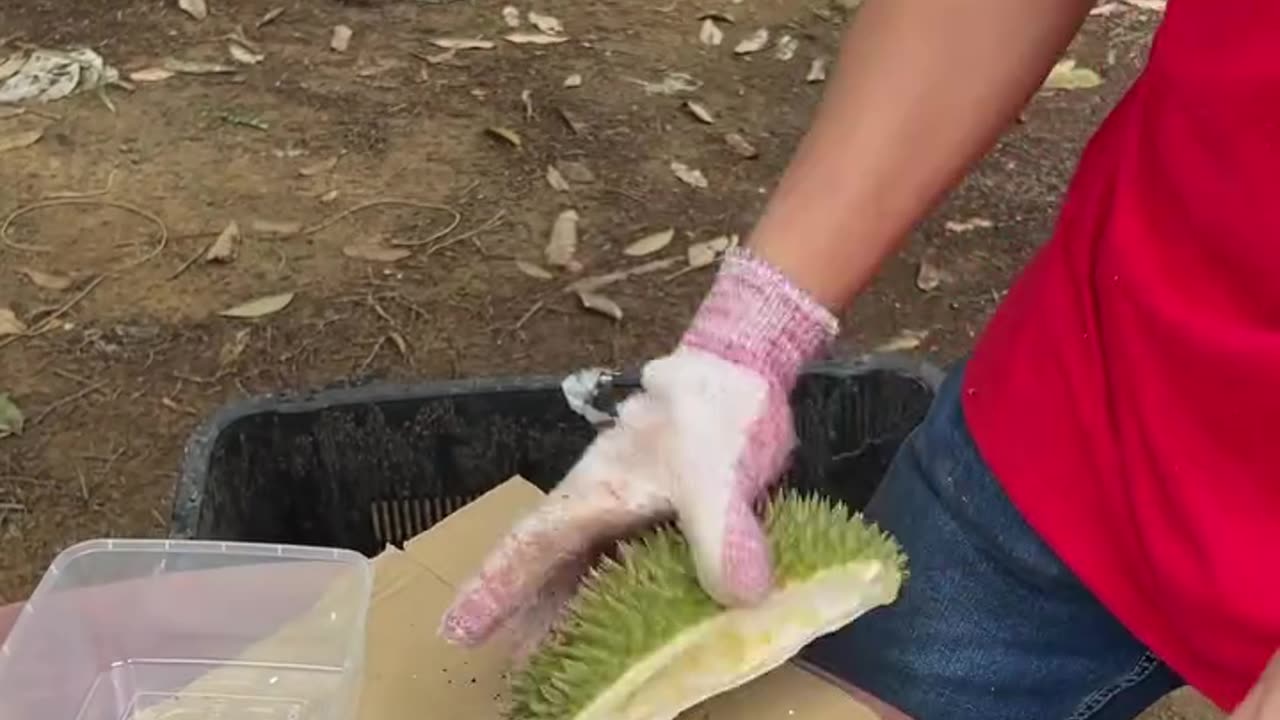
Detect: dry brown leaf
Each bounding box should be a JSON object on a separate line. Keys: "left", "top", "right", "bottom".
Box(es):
{"left": 1090, "top": 2, "right": 1124, "bottom": 15}
{"left": 0, "top": 128, "right": 43, "bottom": 154}
{"left": 204, "top": 220, "right": 240, "bottom": 263}
{"left": 21, "top": 267, "right": 72, "bottom": 291}
{"left": 685, "top": 235, "right": 737, "bottom": 270}
{"left": 806, "top": 57, "right": 828, "bottom": 83}
{"left": 486, "top": 126, "right": 522, "bottom": 148}
{"left": 129, "top": 67, "right": 175, "bottom": 82}
{"left": 163, "top": 58, "right": 238, "bottom": 75}
{"left": 684, "top": 100, "right": 715, "bottom": 124}
{"left": 228, "top": 43, "right": 264, "bottom": 65}
{"left": 546, "top": 165, "right": 571, "bottom": 192}
{"left": 558, "top": 160, "right": 595, "bottom": 183}
{"left": 1121, "top": 0, "right": 1165, "bottom": 10}
{"left": 724, "top": 132, "right": 758, "bottom": 158}
{"left": 319, "top": 189, "right": 340, "bottom": 204}
{"left": 178, "top": 0, "right": 208, "bottom": 21}
{"left": 875, "top": 329, "right": 928, "bottom": 353}
{"left": 630, "top": 72, "right": 701, "bottom": 96}
{"left": 342, "top": 238, "right": 411, "bottom": 263}
{"left": 250, "top": 219, "right": 303, "bottom": 237}
{"left": 521, "top": 89, "right": 535, "bottom": 120}
{"left": 734, "top": 28, "right": 770, "bottom": 55}
{"left": 545, "top": 209, "right": 580, "bottom": 268}
{"left": 671, "top": 161, "right": 708, "bottom": 189}
{"left": 504, "top": 31, "right": 569, "bottom": 45}
{"left": 219, "top": 292, "right": 295, "bottom": 319}
{"left": 331, "top": 25, "right": 353, "bottom": 53}
{"left": 699, "top": 19, "right": 725, "bottom": 46}
{"left": 944, "top": 217, "right": 994, "bottom": 233}
{"left": 515, "top": 259, "right": 554, "bottom": 280}
{"left": 502, "top": 5, "right": 522, "bottom": 27}
{"left": 527, "top": 11, "right": 564, "bottom": 35}
{"left": 219, "top": 328, "right": 252, "bottom": 366}
{"left": 774, "top": 35, "right": 799, "bottom": 61}
{"left": 624, "top": 228, "right": 675, "bottom": 257}
{"left": 563, "top": 73, "right": 583, "bottom": 88}
{"left": 257, "top": 6, "right": 285, "bottom": 28}
{"left": 558, "top": 107, "right": 587, "bottom": 135}
{"left": 1043, "top": 59, "right": 1103, "bottom": 90}
{"left": 430, "top": 38, "right": 496, "bottom": 50}
{"left": 577, "top": 291, "right": 623, "bottom": 321}
{"left": 568, "top": 257, "right": 682, "bottom": 294}
{"left": 915, "top": 256, "right": 945, "bottom": 292}
{"left": 0, "top": 308, "right": 26, "bottom": 336}
{"left": 298, "top": 156, "right": 339, "bottom": 177}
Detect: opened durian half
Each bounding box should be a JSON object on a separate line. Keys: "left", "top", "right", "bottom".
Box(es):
{"left": 507, "top": 491, "right": 907, "bottom": 720}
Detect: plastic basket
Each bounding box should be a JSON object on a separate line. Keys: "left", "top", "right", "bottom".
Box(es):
{"left": 170, "top": 355, "right": 942, "bottom": 554}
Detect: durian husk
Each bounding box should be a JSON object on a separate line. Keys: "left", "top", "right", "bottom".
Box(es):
{"left": 507, "top": 491, "right": 907, "bottom": 720}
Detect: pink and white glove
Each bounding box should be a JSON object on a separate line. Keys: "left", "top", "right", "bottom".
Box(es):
{"left": 440, "top": 247, "right": 839, "bottom": 649}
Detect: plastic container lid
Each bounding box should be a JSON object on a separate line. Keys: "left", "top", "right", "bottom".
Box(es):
{"left": 0, "top": 539, "right": 372, "bottom": 720}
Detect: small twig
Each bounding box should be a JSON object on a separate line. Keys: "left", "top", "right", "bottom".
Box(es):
{"left": 423, "top": 210, "right": 507, "bottom": 256}
{"left": 2, "top": 199, "right": 167, "bottom": 273}
{"left": 513, "top": 299, "right": 546, "bottom": 331}
{"left": 44, "top": 169, "right": 118, "bottom": 200}
{"left": 32, "top": 379, "right": 109, "bottom": 427}
{"left": 301, "top": 199, "right": 462, "bottom": 246}
{"left": 167, "top": 234, "right": 221, "bottom": 280}
{"left": 355, "top": 336, "right": 388, "bottom": 375}
{"left": 0, "top": 274, "right": 107, "bottom": 351}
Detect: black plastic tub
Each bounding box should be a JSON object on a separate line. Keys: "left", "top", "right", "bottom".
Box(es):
{"left": 170, "top": 355, "right": 943, "bottom": 556}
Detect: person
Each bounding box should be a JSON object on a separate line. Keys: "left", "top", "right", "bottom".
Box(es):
{"left": 439, "top": 0, "right": 1280, "bottom": 717}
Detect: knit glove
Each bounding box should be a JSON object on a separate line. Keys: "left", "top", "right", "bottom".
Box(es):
{"left": 440, "top": 248, "right": 839, "bottom": 648}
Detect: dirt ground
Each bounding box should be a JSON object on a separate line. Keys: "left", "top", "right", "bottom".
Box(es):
{"left": 0, "top": 0, "right": 1222, "bottom": 717}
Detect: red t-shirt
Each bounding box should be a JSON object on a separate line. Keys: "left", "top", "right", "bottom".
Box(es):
{"left": 962, "top": 1, "right": 1279, "bottom": 711}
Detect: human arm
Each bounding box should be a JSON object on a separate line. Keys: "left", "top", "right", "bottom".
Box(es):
{"left": 1231, "top": 652, "right": 1280, "bottom": 720}
{"left": 752, "top": 0, "right": 1095, "bottom": 310}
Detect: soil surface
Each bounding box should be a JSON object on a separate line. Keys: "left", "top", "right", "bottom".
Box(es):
{"left": 0, "top": 1, "right": 1220, "bottom": 717}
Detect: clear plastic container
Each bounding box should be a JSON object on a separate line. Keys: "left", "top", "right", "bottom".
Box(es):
{"left": 0, "top": 539, "right": 372, "bottom": 720}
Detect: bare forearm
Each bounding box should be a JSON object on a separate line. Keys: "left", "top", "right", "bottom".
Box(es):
{"left": 749, "top": 0, "right": 1094, "bottom": 310}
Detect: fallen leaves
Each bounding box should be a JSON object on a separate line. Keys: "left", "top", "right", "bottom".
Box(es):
{"left": 0, "top": 128, "right": 43, "bottom": 153}
{"left": 21, "top": 267, "right": 72, "bottom": 291}
{"left": 684, "top": 100, "right": 715, "bottom": 124}
{"left": 630, "top": 71, "right": 701, "bottom": 96}
{"left": 546, "top": 164, "right": 571, "bottom": 192}
{"left": 699, "top": 19, "right": 725, "bottom": 46}
{"left": 944, "top": 216, "right": 994, "bottom": 233}
{"left": 527, "top": 11, "right": 565, "bottom": 35}
{"left": 624, "top": 228, "right": 675, "bottom": 257}
{"left": 0, "top": 394, "right": 23, "bottom": 439}
{"left": 915, "top": 255, "right": 947, "bottom": 292}
{"left": 1122, "top": 0, "right": 1166, "bottom": 10}
{"left": 734, "top": 28, "right": 770, "bottom": 55}
{"left": 671, "top": 161, "right": 708, "bottom": 189}
{"left": 504, "top": 32, "right": 569, "bottom": 46}
{"left": 342, "top": 237, "right": 412, "bottom": 263}
{"left": 774, "top": 35, "right": 799, "bottom": 61}
{"left": 330, "top": 25, "right": 354, "bottom": 53}
{"left": 502, "top": 5, "right": 522, "bottom": 27}
{"left": 204, "top": 221, "right": 239, "bottom": 263}
{"left": 724, "top": 132, "right": 758, "bottom": 158}
{"left": 228, "top": 43, "right": 265, "bottom": 65}
{"left": 486, "top": 126, "right": 523, "bottom": 148}
{"left": 576, "top": 291, "right": 623, "bottom": 321}
{"left": 516, "top": 259, "right": 554, "bottom": 280}
{"left": 178, "top": 0, "right": 208, "bottom": 21}
{"left": 806, "top": 58, "right": 828, "bottom": 83}
{"left": 686, "top": 234, "right": 737, "bottom": 269}
{"left": 1043, "top": 58, "right": 1103, "bottom": 90}
{"left": 430, "top": 38, "right": 496, "bottom": 51}
{"left": 0, "top": 308, "right": 25, "bottom": 336}
{"left": 1090, "top": 2, "right": 1124, "bottom": 15}
{"left": 875, "top": 329, "right": 928, "bottom": 353}
{"left": 545, "top": 209, "right": 581, "bottom": 269}
{"left": 563, "top": 73, "right": 583, "bottom": 88}
{"left": 250, "top": 219, "right": 303, "bottom": 237}
{"left": 129, "top": 67, "right": 175, "bottom": 82}
{"left": 164, "top": 58, "right": 238, "bottom": 75}
{"left": 218, "top": 292, "right": 295, "bottom": 319}
{"left": 256, "top": 6, "right": 285, "bottom": 28}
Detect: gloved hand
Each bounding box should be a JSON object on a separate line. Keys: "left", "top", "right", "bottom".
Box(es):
{"left": 439, "top": 247, "right": 839, "bottom": 649}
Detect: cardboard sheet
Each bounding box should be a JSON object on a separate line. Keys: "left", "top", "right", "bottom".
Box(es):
{"left": 363, "top": 477, "right": 880, "bottom": 720}
{"left": 141, "top": 477, "right": 881, "bottom": 719}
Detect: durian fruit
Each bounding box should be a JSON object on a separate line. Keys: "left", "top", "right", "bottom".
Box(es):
{"left": 507, "top": 490, "right": 907, "bottom": 720}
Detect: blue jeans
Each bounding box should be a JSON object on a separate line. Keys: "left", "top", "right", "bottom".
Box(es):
{"left": 801, "top": 363, "right": 1184, "bottom": 719}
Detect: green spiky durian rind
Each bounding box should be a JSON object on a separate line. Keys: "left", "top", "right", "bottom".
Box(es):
{"left": 506, "top": 490, "right": 907, "bottom": 720}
